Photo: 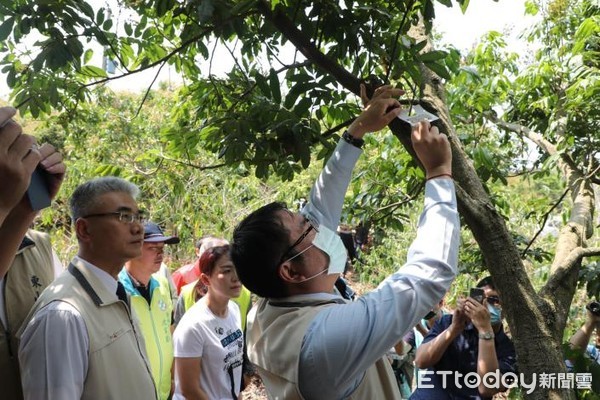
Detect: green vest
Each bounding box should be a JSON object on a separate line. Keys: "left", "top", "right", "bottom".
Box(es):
{"left": 0, "top": 230, "right": 54, "bottom": 400}
{"left": 119, "top": 270, "right": 174, "bottom": 400}
{"left": 180, "top": 280, "right": 252, "bottom": 330}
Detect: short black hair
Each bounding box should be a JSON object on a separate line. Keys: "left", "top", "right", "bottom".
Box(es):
{"left": 231, "top": 202, "right": 291, "bottom": 299}
{"left": 476, "top": 276, "right": 495, "bottom": 290}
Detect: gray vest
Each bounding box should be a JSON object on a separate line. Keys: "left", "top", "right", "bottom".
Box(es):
{"left": 247, "top": 297, "right": 400, "bottom": 400}
{"left": 18, "top": 258, "right": 158, "bottom": 400}
{"left": 0, "top": 230, "right": 53, "bottom": 400}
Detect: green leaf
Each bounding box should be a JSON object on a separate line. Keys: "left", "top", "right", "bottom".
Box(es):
{"left": 423, "top": 60, "right": 451, "bottom": 80}
{"left": 412, "top": 40, "right": 428, "bottom": 53}
{"left": 458, "top": 0, "right": 470, "bottom": 13}
{"left": 417, "top": 50, "right": 448, "bottom": 62}
{"left": 83, "top": 49, "right": 93, "bottom": 64}
{"left": 80, "top": 2, "right": 94, "bottom": 19}
{"left": 524, "top": 0, "right": 539, "bottom": 16}
{"left": 0, "top": 16, "right": 14, "bottom": 41}
{"left": 81, "top": 65, "right": 108, "bottom": 78}
{"left": 103, "top": 19, "right": 113, "bottom": 31}
{"left": 269, "top": 68, "right": 281, "bottom": 104}
{"left": 96, "top": 8, "right": 105, "bottom": 25}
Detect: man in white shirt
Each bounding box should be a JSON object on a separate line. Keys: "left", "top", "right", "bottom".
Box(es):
{"left": 18, "top": 177, "right": 158, "bottom": 400}
{"left": 230, "top": 85, "right": 459, "bottom": 399}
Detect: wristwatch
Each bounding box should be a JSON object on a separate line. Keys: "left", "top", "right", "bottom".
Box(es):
{"left": 342, "top": 130, "right": 365, "bottom": 148}
{"left": 478, "top": 331, "right": 495, "bottom": 340}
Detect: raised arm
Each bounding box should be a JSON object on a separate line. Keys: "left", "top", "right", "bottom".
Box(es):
{"left": 299, "top": 120, "right": 459, "bottom": 399}
{"left": 0, "top": 140, "right": 65, "bottom": 279}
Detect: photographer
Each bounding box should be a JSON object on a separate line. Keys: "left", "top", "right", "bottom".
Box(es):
{"left": 411, "top": 277, "right": 516, "bottom": 400}
{"left": 0, "top": 106, "right": 66, "bottom": 400}
{"left": 569, "top": 302, "right": 600, "bottom": 364}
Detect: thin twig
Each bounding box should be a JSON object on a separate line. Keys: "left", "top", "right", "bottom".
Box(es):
{"left": 133, "top": 60, "right": 165, "bottom": 119}
{"left": 522, "top": 187, "right": 571, "bottom": 257}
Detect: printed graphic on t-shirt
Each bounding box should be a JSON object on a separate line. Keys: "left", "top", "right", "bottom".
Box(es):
{"left": 219, "top": 327, "right": 243, "bottom": 372}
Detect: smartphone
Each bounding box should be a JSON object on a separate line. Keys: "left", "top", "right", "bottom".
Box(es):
{"left": 26, "top": 167, "right": 52, "bottom": 211}
{"left": 469, "top": 288, "right": 485, "bottom": 304}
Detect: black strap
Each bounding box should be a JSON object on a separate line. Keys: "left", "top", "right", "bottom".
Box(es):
{"left": 227, "top": 365, "right": 238, "bottom": 400}
{"left": 68, "top": 263, "right": 103, "bottom": 306}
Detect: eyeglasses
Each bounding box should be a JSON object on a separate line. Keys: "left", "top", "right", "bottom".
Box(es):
{"left": 82, "top": 210, "right": 147, "bottom": 224}
{"left": 279, "top": 216, "right": 319, "bottom": 264}
{"left": 486, "top": 296, "right": 501, "bottom": 305}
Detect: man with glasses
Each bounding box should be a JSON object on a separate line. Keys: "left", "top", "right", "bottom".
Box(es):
{"left": 231, "top": 85, "right": 460, "bottom": 399}
{"left": 18, "top": 176, "right": 158, "bottom": 400}
{"left": 119, "top": 221, "right": 179, "bottom": 400}
{"left": 411, "top": 276, "right": 516, "bottom": 399}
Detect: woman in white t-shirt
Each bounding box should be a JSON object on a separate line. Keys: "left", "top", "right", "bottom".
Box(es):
{"left": 173, "top": 245, "right": 244, "bottom": 399}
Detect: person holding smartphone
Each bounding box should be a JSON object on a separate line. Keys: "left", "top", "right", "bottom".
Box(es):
{"left": 568, "top": 302, "right": 600, "bottom": 367}
{"left": 411, "top": 276, "right": 517, "bottom": 400}
{"left": 0, "top": 106, "right": 67, "bottom": 400}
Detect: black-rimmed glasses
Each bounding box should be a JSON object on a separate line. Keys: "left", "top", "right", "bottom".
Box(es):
{"left": 279, "top": 216, "right": 319, "bottom": 264}
{"left": 82, "top": 210, "right": 147, "bottom": 224}
{"left": 486, "top": 295, "right": 501, "bottom": 305}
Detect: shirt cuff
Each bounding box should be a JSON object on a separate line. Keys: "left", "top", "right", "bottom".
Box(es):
{"left": 424, "top": 178, "right": 456, "bottom": 208}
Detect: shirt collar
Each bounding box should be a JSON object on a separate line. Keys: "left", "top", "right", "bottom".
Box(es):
{"left": 73, "top": 255, "right": 119, "bottom": 295}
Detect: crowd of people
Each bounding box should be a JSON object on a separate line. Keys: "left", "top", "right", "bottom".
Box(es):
{"left": 0, "top": 84, "right": 596, "bottom": 400}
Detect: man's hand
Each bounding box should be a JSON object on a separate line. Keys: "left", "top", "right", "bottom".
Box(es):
{"left": 38, "top": 143, "right": 66, "bottom": 201}
{"left": 0, "top": 107, "right": 41, "bottom": 220}
{"left": 411, "top": 121, "right": 452, "bottom": 179}
{"left": 359, "top": 84, "right": 404, "bottom": 107}
{"left": 464, "top": 298, "right": 493, "bottom": 333}
{"left": 449, "top": 298, "right": 469, "bottom": 336}
{"left": 347, "top": 84, "right": 403, "bottom": 138}
{"left": 585, "top": 309, "right": 600, "bottom": 330}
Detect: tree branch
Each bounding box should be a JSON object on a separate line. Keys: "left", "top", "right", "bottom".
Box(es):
{"left": 133, "top": 60, "right": 165, "bottom": 119}
{"left": 521, "top": 187, "right": 570, "bottom": 257}
{"left": 543, "top": 247, "right": 600, "bottom": 295}
{"left": 160, "top": 153, "right": 227, "bottom": 171}
{"left": 256, "top": 0, "right": 361, "bottom": 95}
{"left": 485, "top": 112, "right": 581, "bottom": 174}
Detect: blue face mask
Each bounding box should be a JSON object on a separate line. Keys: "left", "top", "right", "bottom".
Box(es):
{"left": 487, "top": 303, "right": 502, "bottom": 325}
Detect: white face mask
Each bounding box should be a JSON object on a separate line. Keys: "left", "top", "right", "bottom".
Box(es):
{"left": 285, "top": 224, "right": 348, "bottom": 284}
{"left": 312, "top": 224, "right": 348, "bottom": 275}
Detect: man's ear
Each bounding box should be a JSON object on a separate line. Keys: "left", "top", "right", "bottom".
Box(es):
{"left": 75, "top": 218, "right": 91, "bottom": 242}
{"left": 279, "top": 261, "right": 303, "bottom": 283}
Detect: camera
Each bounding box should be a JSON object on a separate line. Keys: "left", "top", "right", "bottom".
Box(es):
{"left": 587, "top": 301, "right": 600, "bottom": 316}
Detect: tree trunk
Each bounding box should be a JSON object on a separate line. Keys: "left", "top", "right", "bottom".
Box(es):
{"left": 260, "top": 5, "right": 596, "bottom": 399}
{"left": 404, "top": 19, "right": 586, "bottom": 400}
